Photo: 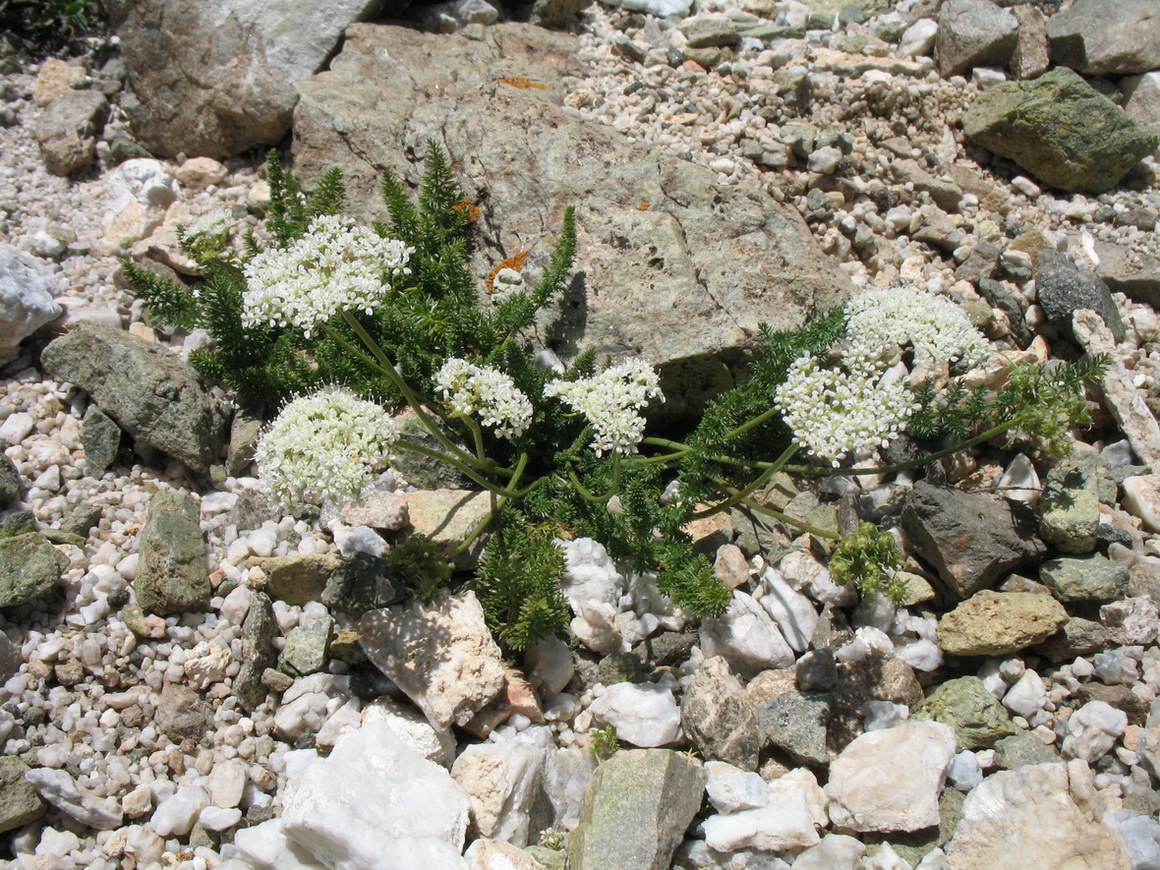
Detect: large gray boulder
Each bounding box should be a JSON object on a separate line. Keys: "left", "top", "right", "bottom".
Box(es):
{"left": 292, "top": 23, "right": 852, "bottom": 418}
{"left": 40, "top": 323, "right": 225, "bottom": 473}
{"left": 1046, "top": 0, "right": 1160, "bottom": 76}
{"left": 962, "top": 67, "right": 1159, "bottom": 194}
{"left": 107, "top": 0, "right": 385, "bottom": 159}
{"left": 934, "top": 0, "right": 1018, "bottom": 79}
{"left": 1122, "top": 72, "right": 1160, "bottom": 148}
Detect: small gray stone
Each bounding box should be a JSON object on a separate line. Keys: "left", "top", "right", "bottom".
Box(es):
{"left": 1036, "top": 250, "right": 1125, "bottom": 344}
{"left": 0, "top": 756, "right": 45, "bottom": 833}
{"left": 60, "top": 503, "right": 103, "bottom": 539}
{"left": 992, "top": 731, "right": 1061, "bottom": 769}
{"left": 681, "top": 13, "right": 742, "bottom": 49}
{"left": 255, "top": 553, "right": 342, "bottom": 606}
{"left": 527, "top": 0, "right": 591, "bottom": 27}
{"left": 321, "top": 552, "right": 404, "bottom": 615}
{"left": 82, "top": 404, "right": 122, "bottom": 478}
{"left": 935, "top": 0, "right": 1018, "bottom": 79}
{"left": 279, "top": 613, "right": 334, "bottom": 677}
{"left": 155, "top": 682, "right": 210, "bottom": 742}
{"left": 1040, "top": 554, "right": 1130, "bottom": 603}
{"left": 0, "top": 533, "right": 68, "bottom": 609}
{"left": 568, "top": 749, "right": 705, "bottom": 870}
{"left": 681, "top": 656, "right": 761, "bottom": 771}
{"left": 796, "top": 648, "right": 839, "bottom": 692}
{"left": 0, "top": 454, "right": 21, "bottom": 507}
{"left": 134, "top": 490, "right": 210, "bottom": 616}
{"left": 0, "top": 631, "right": 18, "bottom": 683}
{"left": 1046, "top": 0, "right": 1160, "bottom": 76}
{"left": 33, "top": 89, "right": 108, "bottom": 175}
{"left": 759, "top": 691, "right": 832, "bottom": 767}
{"left": 1039, "top": 455, "right": 1100, "bottom": 554}
{"left": 234, "top": 591, "right": 278, "bottom": 712}
{"left": 225, "top": 410, "right": 263, "bottom": 478}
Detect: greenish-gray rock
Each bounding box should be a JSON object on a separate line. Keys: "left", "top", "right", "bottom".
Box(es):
{"left": 134, "top": 490, "right": 210, "bottom": 616}
{"left": 82, "top": 404, "right": 122, "bottom": 478}
{"left": 0, "top": 510, "right": 35, "bottom": 537}
{"left": 0, "top": 533, "right": 68, "bottom": 609}
{"left": 254, "top": 553, "right": 342, "bottom": 606}
{"left": 278, "top": 613, "right": 334, "bottom": 676}
{"left": 913, "top": 676, "right": 1019, "bottom": 751}
{"left": 961, "top": 67, "right": 1159, "bottom": 193}
{"left": 0, "top": 454, "right": 20, "bottom": 507}
{"left": 759, "top": 690, "right": 831, "bottom": 767}
{"left": 937, "top": 590, "right": 1068, "bottom": 656}
{"left": 389, "top": 413, "right": 473, "bottom": 491}
{"left": 0, "top": 756, "right": 46, "bottom": 832}
{"left": 234, "top": 591, "right": 279, "bottom": 711}
{"left": 1034, "top": 616, "right": 1110, "bottom": 662}
{"left": 155, "top": 681, "right": 210, "bottom": 742}
{"left": 1038, "top": 454, "right": 1101, "bottom": 553}
{"left": 225, "top": 410, "right": 263, "bottom": 478}
{"left": 598, "top": 652, "right": 647, "bottom": 686}
{"left": 568, "top": 749, "right": 705, "bottom": 870}
{"left": 40, "top": 322, "right": 225, "bottom": 472}
{"left": 0, "top": 630, "right": 18, "bottom": 682}
{"left": 993, "top": 731, "right": 1062, "bottom": 769}
{"left": 1039, "top": 554, "right": 1130, "bottom": 603}
{"left": 524, "top": 844, "right": 567, "bottom": 868}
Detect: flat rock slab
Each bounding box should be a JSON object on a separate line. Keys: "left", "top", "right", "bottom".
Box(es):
{"left": 962, "top": 67, "right": 1159, "bottom": 194}
{"left": 1046, "top": 0, "right": 1160, "bottom": 76}
{"left": 292, "top": 23, "right": 851, "bottom": 418}
{"left": 568, "top": 749, "right": 705, "bottom": 870}
{"left": 945, "top": 759, "right": 1131, "bottom": 870}
{"left": 41, "top": 323, "right": 225, "bottom": 473}
{"left": 901, "top": 481, "right": 1048, "bottom": 599}
{"left": 937, "top": 590, "right": 1067, "bottom": 656}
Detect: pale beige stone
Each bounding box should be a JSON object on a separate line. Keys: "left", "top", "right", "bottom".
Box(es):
{"left": 33, "top": 59, "right": 85, "bottom": 106}
{"left": 176, "top": 156, "right": 229, "bottom": 191}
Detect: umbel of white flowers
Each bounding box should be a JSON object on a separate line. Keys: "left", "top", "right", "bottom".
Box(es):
{"left": 775, "top": 283, "right": 992, "bottom": 465}
{"left": 435, "top": 359, "right": 533, "bottom": 440}
{"left": 545, "top": 358, "right": 665, "bottom": 457}
{"left": 241, "top": 214, "right": 414, "bottom": 338}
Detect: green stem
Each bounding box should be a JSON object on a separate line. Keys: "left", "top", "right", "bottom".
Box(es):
{"left": 568, "top": 453, "right": 623, "bottom": 503}
{"left": 722, "top": 405, "right": 779, "bottom": 440}
{"left": 740, "top": 497, "right": 840, "bottom": 540}
{"left": 452, "top": 453, "right": 532, "bottom": 558}
{"left": 393, "top": 438, "right": 508, "bottom": 496}
{"left": 692, "top": 441, "right": 799, "bottom": 519}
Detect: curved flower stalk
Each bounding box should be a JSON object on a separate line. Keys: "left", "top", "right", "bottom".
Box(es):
{"left": 242, "top": 214, "right": 414, "bottom": 338}
{"left": 253, "top": 387, "right": 399, "bottom": 507}
{"left": 544, "top": 358, "right": 665, "bottom": 457}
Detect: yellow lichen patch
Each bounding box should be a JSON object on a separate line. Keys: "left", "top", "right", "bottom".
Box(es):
{"left": 498, "top": 76, "right": 546, "bottom": 90}
{"left": 486, "top": 249, "right": 528, "bottom": 292}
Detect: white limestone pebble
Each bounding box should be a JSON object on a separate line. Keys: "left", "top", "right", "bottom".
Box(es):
{"left": 587, "top": 680, "right": 682, "bottom": 747}
{"left": 198, "top": 805, "right": 243, "bottom": 832}
{"left": 150, "top": 785, "right": 210, "bottom": 837}
{"left": 758, "top": 567, "right": 818, "bottom": 653}
{"left": 25, "top": 767, "right": 123, "bottom": 830}
{"left": 825, "top": 722, "right": 956, "bottom": 832}
{"left": 207, "top": 758, "right": 248, "bottom": 809}
{"left": 1061, "top": 700, "right": 1128, "bottom": 763}
{"left": 451, "top": 739, "right": 544, "bottom": 845}
{"left": 700, "top": 590, "right": 795, "bottom": 677}
{"left": 361, "top": 696, "right": 458, "bottom": 768}
{"left": 279, "top": 721, "right": 472, "bottom": 868}
{"left": 898, "top": 19, "right": 938, "bottom": 57}
{"left": 704, "top": 761, "right": 771, "bottom": 813}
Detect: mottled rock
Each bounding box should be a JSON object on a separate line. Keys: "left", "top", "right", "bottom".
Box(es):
{"left": 824, "top": 721, "right": 956, "bottom": 833}
{"left": 759, "top": 690, "right": 831, "bottom": 767}
{"left": 359, "top": 590, "right": 505, "bottom": 729}
{"left": 945, "top": 760, "right": 1131, "bottom": 869}
{"left": 681, "top": 656, "right": 761, "bottom": 770}
{"left": 568, "top": 749, "right": 705, "bottom": 870}
{"left": 320, "top": 552, "right": 404, "bottom": 616}
{"left": 155, "top": 682, "right": 210, "bottom": 742}
{"left": 828, "top": 655, "right": 925, "bottom": 751}
{"left": 134, "top": 490, "right": 209, "bottom": 616}
{"left": 292, "top": 24, "right": 850, "bottom": 419}
{"left": 0, "top": 631, "right": 18, "bottom": 683}
{"left": 962, "top": 67, "right": 1159, "bottom": 194}
{"left": 992, "top": 731, "right": 1060, "bottom": 769}
{"left": 1039, "top": 554, "right": 1130, "bottom": 603}
{"left": 1035, "top": 250, "right": 1125, "bottom": 344}
{"left": 279, "top": 612, "right": 334, "bottom": 677}
{"left": 82, "top": 404, "right": 122, "bottom": 478}
{"left": 41, "top": 323, "right": 225, "bottom": 472}
{"left": 33, "top": 89, "right": 108, "bottom": 175}
{"left": 452, "top": 739, "right": 544, "bottom": 845}
{"left": 936, "top": 590, "right": 1067, "bottom": 656}
{"left": 1046, "top": 0, "right": 1160, "bottom": 76}
{"left": 901, "top": 481, "right": 1047, "bottom": 598}
{"left": 0, "top": 756, "right": 45, "bottom": 833}
{"left": 913, "top": 676, "right": 1019, "bottom": 751}
{"left": 233, "top": 591, "right": 278, "bottom": 712}
{"left": 934, "top": 0, "right": 1018, "bottom": 78}
{"left": 0, "top": 533, "right": 67, "bottom": 609}
{"left": 254, "top": 553, "right": 342, "bottom": 607}
{"left": 0, "top": 455, "right": 19, "bottom": 508}
{"left": 1038, "top": 454, "right": 1101, "bottom": 554}
{"left": 404, "top": 489, "right": 491, "bottom": 570}
{"left": 1009, "top": 4, "right": 1048, "bottom": 80}
{"left": 1034, "top": 615, "right": 1110, "bottom": 662}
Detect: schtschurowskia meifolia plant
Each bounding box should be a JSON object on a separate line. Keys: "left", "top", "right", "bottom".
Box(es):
{"left": 126, "top": 143, "right": 1109, "bottom": 653}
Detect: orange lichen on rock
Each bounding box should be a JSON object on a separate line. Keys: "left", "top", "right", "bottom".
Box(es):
{"left": 486, "top": 249, "right": 528, "bottom": 292}
{"left": 497, "top": 76, "right": 546, "bottom": 90}
{"left": 452, "top": 196, "right": 480, "bottom": 223}
{"left": 636, "top": 201, "right": 650, "bottom": 211}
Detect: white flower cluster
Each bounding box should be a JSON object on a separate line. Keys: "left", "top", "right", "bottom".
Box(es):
{"left": 254, "top": 387, "right": 399, "bottom": 506}
{"left": 844, "top": 284, "right": 992, "bottom": 372}
{"left": 545, "top": 359, "right": 664, "bottom": 456}
{"left": 242, "top": 214, "right": 414, "bottom": 338}
{"left": 435, "top": 358, "right": 533, "bottom": 439}
{"left": 774, "top": 354, "right": 918, "bottom": 465}
{"left": 187, "top": 208, "right": 233, "bottom": 241}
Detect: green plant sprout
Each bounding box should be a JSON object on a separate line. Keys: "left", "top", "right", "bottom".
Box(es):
{"left": 589, "top": 725, "right": 620, "bottom": 762}
{"left": 125, "top": 143, "right": 1108, "bottom": 650}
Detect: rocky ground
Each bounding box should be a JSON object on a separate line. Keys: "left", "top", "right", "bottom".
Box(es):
{"left": 1, "top": 0, "right": 1160, "bottom": 869}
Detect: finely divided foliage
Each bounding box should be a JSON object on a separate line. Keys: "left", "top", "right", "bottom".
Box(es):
{"left": 128, "top": 144, "right": 1107, "bottom": 649}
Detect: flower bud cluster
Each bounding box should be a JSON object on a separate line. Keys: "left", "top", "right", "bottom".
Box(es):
{"left": 254, "top": 387, "right": 399, "bottom": 506}
{"left": 242, "top": 215, "right": 414, "bottom": 338}
{"left": 435, "top": 358, "right": 533, "bottom": 439}
{"left": 545, "top": 359, "right": 664, "bottom": 456}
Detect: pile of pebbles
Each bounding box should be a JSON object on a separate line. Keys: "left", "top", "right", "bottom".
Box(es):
{"left": 0, "top": 1, "right": 1158, "bottom": 868}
